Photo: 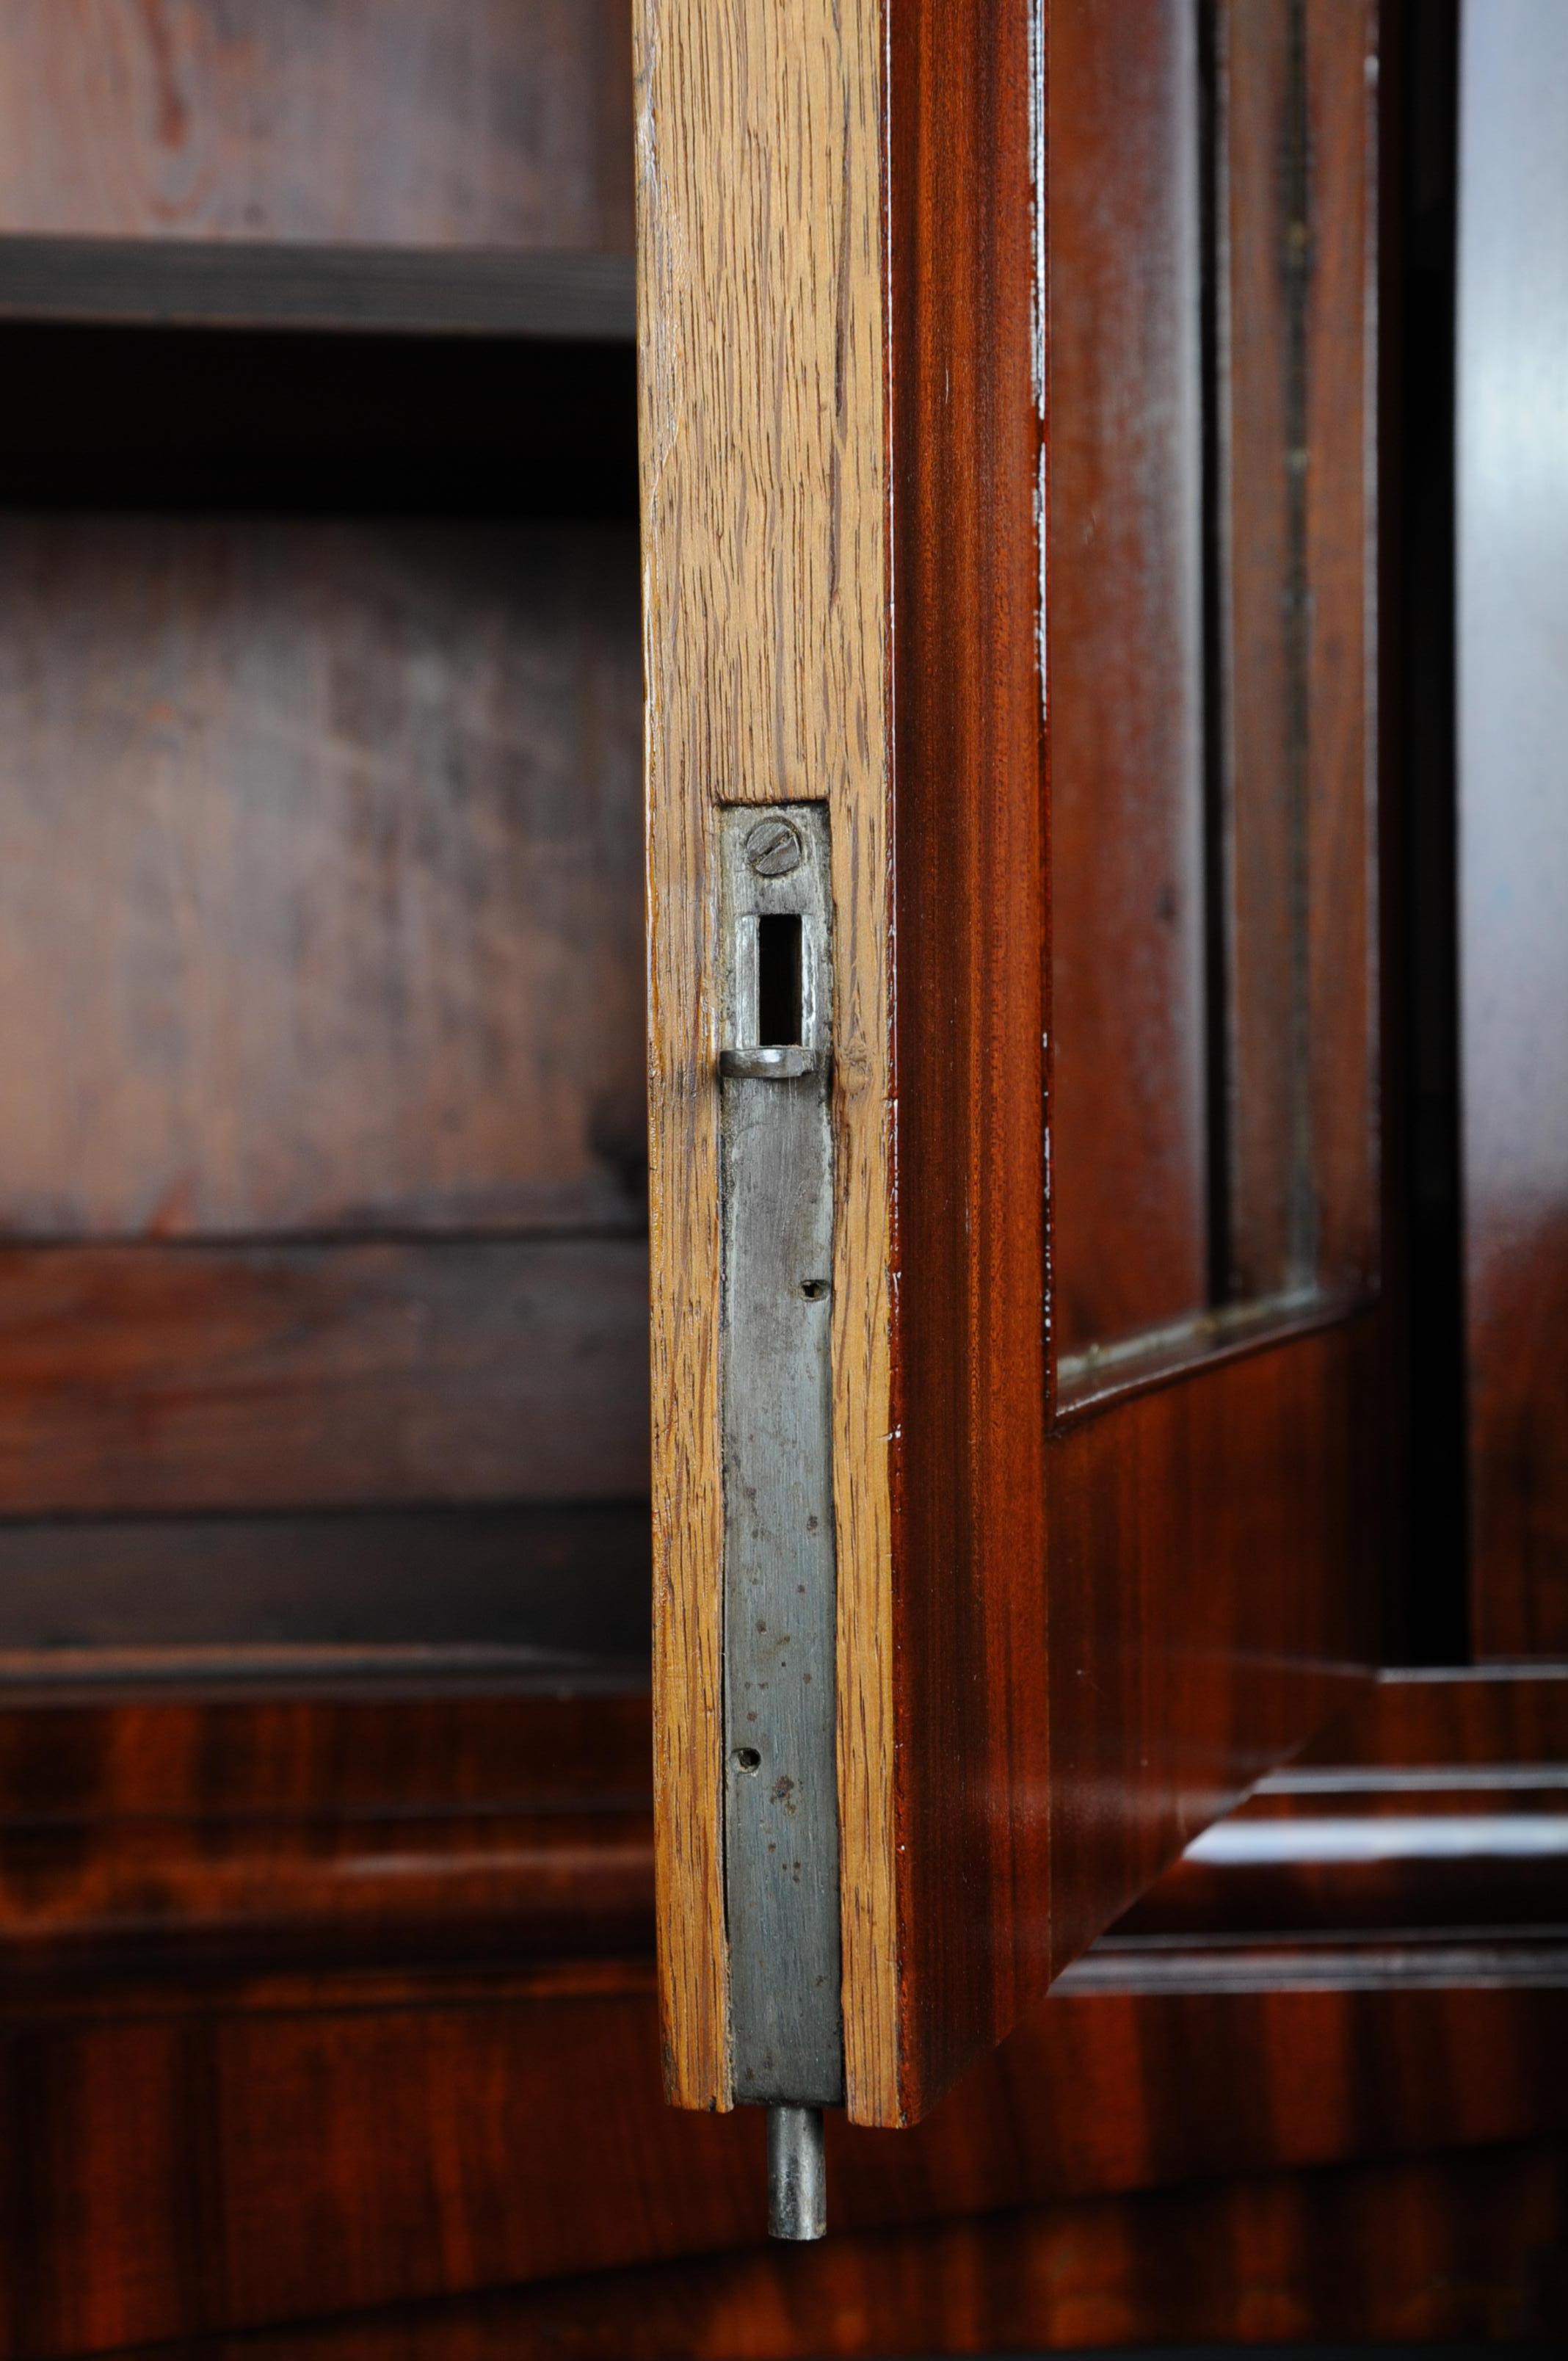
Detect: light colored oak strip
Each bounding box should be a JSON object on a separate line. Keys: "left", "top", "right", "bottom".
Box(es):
{"left": 636, "top": 0, "right": 897, "bottom": 2115}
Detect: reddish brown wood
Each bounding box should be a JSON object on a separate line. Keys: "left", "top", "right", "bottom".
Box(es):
{"left": 0, "top": 1669, "right": 1558, "bottom": 2014}
{"left": 1103, "top": 1778, "right": 1568, "bottom": 1966}
{"left": 0, "top": 1686, "right": 653, "bottom": 1821}
{"left": 1303, "top": 0, "right": 1380, "bottom": 1294}
{"left": 0, "top": 1, "right": 634, "bottom": 254}
{"left": 1222, "top": 0, "right": 1378, "bottom": 1300}
{"left": 0, "top": 1808, "right": 653, "bottom": 1993}
{"left": 123, "top": 2141, "right": 1566, "bottom": 2361}
{"left": 1223, "top": 0, "right": 1300, "bottom": 1294}
{"left": 884, "top": 0, "right": 1049, "bottom": 2117}
{"left": 1050, "top": 0, "right": 1378, "bottom": 1349}
{"left": 0, "top": 1672, "right": 1562, "bottom": 2354}
{"left": 0, "top": 519, "right": 643, "bottom": 1241}
{"left": 868, "top": 0, "right": 1387, "bottom": 2119}
{"left": 1321, "top": 1667, "right": 1568, "bottom": 1765}
{"left": 0, "top": 1974, "right": 1563, "bottom": 2358}
{"left": 1047, "top": 0, "right": 1208, "bottom": 1357}
{"left": 1046, "top": 1318, "right": 1382, "bottom": 1976}
{"left": 0, "top": 1238, "right": 649, "bottom": 1515}
{"left": 1089, "top": 1669, "right": 1568, "bottom": 1981}
{"left": 1467, "top": 1230, "right": 1568, "bottom": 1658}
{"left": 0, "top": 1504, "right": 649, "bottom": 1658}
{"left": 0, "top": 1662, "right": 656, "bottom": 2001}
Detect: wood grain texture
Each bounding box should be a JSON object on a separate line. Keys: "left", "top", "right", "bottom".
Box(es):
{"left": 0, "top": 1675, "right": 1564, "bottom": 2353}
{"left": 1048, "top": 0, "right": 1209, "bottom": 1357}
{"left": 882, "top": 0, "right": 1050, "bottom": 2120}
{"left": 0, "top": 519, "right": 644, "bottom": 1241}
{"left": 1222, "top": 0, "right": 1300, "bottom": 1295}
{"left": 0, "top": 1686, "right": 654, "bottom": 1822}
{"left": 132, "top": 2141, "right": 1567, "bottom": 2361}
{"left": 1082, "top": 1667, "right": 1568, "bottom": 1987}
{"left": 636, "top": 0, "right": 892, "bottom": 2113}
{"left": 0, "top": 1974, "right": 1564, "bottom": 2354}
{"left": 0, "top": 1503, "right": 650, "bottom": 1658}
{"left": 1222, "top": 0, "right": 1379, "bottom": 1302}
{"left": 1026, "top": 0, "right": 1384, "bottom": 2048}
{"left": 1343, "top": 1665, "right": 1568, "bottom": 1764}
{"left": 0, "top": 1687, "right": 655, "bottom": 1993}
{"left": 0, "top": 1812, "right": 654, "bottom": 1996}
{"left": 0, "top": 238, "right": 636, "bottom": 338}
{"left": 1046, "top": 1320, "right": 1381, "bottom": 1976}
{"left": 0, "top": 1, "right": 634, "bottom": 253}
{"left": 641, "top": 0, "right": 1385, "bottom": 2125}
{"left": 1302, "top": 0, "right": 1379, "bottom": 1294}
{"left": 0, "top": 1239, "right": 650, "bottom": 1515}
{"left": 1458, "top": 0, "right": 1568, "bottom": 1656}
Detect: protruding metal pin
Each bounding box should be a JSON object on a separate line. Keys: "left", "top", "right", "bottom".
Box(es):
{"left": 767, "top": 2104, "right": 827, "bottom": 2241}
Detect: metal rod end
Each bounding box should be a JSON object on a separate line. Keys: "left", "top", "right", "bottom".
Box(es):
{"left": 767, "top": 2104, "right": 827, "bottom": 2241}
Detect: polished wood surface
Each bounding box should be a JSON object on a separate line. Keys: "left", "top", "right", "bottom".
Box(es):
{"left": 0, "top": 1504, "right": 650, "bottom": 1661}
{"left": 1302, "top": 0, "right": 1382, "bottom": 1294}
{"left": 4, "top": 18, "right": 1561, "bottom": 2360}
{"left": 1036, "top": 0, "right": 1384, "bottom": 1990}
{"left": 136, "top": 2141, "right": 1564, "bottom": 2360}
{"left": 1458, "top": 0, "right": 1568, "bottom": 1657}
{"left": 882, "top": 0, "right": 1049, "bottom": 2122}
{"left": 0, "top": 520, "right": 642, "bottom": 1241}
{"left": 0, "top": 1686, "right": 653, "bottom": 1993}
{"left": 4, "top": 1990, "right": 1563, "bottom": 2359}
{"left": 0, "top": 1, "right": 634, "bottom": 253}
{"left": 0, "top": 508, "right": 644, "bottom": 1644}
{"left": 1078, "top": 1669, "right": 1568, "bottom": 1987}
{"left": 640, "top": 0, "right": 1391, "bottom": 2122}
{"left": 0, "top": 1952, "right": 1561, "bottom": 2346}
{"left": 1048, "top": 0, "right": 1208, "bottom": 1357}
{"left": 0, "top": 1669, "right": 1560, "bottom": 2351}
{"left": 1223, "top": 0, "right": 1379, "bottom": 1301}
{"left": 1052, "top": 0, "right": 1379, "bottom": 1370}
{"left": 1045, "top": 1319, "right": 1381, "bottom": 1976}
{"left": 0, "top": 240, "right": 635, "bottom": 338}
{"left": 636, "top": 0, "right": 894, "bottom": 2114}
{"left": 0, "top": 1239, "right": 647, "bottom": 1515}
{"left": 0, "top": 1671, "right": 1556, "bottom": 2007}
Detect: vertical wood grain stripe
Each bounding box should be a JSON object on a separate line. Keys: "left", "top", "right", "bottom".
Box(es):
{"left": 635, "top": 0, "right": 896, "bottom": 2111}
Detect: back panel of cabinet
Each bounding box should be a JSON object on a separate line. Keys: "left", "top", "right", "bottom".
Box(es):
{"left": 0, "top": 2, "right": 647, "bottom": 1669}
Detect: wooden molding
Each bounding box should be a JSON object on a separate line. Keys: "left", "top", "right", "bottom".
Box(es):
{"left": 0, "top": 238, "right": 636, "bottom": 338}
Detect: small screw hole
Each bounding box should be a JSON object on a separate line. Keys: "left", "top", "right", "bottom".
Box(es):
{"left": 800, "top": 1279, "right": 829, "bottom": 1301}
{"left": 733, "top": 1746, "right": 762, "bottom": 1773}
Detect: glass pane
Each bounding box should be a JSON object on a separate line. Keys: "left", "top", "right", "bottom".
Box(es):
{"left": 1050, "top": 0, "right": 1378, "bottom": 1404}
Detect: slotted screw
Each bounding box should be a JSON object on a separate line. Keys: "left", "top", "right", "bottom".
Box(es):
{"left": 744, "top": 817, "right": 803, "bottom": 877}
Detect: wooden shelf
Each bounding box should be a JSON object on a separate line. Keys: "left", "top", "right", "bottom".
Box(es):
{"left": 0, "top": 235, "right": 634, "bottom": 341}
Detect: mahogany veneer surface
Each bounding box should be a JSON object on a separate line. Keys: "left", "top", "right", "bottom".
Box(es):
{"left": 109, "top": 2141, "right": 1564, "bottom": 2361}
{"left": 0, "top": 1673, "right": 1561, "bottom": 2354}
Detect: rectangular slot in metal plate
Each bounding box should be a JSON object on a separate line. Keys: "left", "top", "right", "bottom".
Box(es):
{"left": 718, "top": 801, "right": 843, "bottom": 2107}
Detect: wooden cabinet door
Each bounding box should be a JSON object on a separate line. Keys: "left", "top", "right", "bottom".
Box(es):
{"left": 640, "top": 0, "right": 1384, "bottom": 2129}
